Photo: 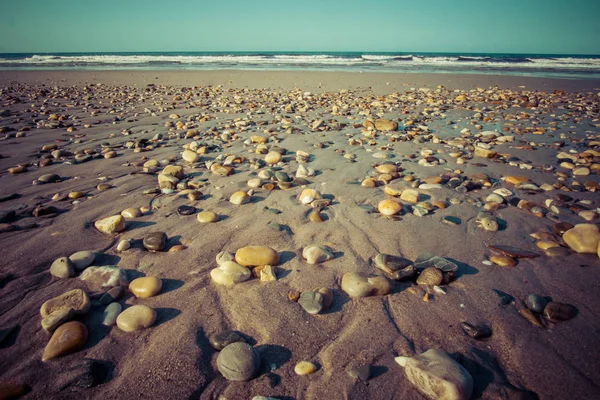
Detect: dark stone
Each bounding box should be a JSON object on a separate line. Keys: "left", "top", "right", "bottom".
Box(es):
{"left": 487, "top": 245, "right": 540, "bottom": 259}
{"left": 442, "top": 216, "right": 461, "bottom": 225}
{"left": 33, "top": 205, "right": 58, "bottom": 217}
{"left": 391, "top": 266, "right": 417, "bottom": 281}
{"left": 274, "top": 171, "right": 291, "bottom": 183}
{"left": 56, "top": 359, "right": 113, "bottom": 390}
{"left": 508, "top": 197, "right": 521, "bottom": 207}
{"left": 177, "top": 205, "right": 195, "bottom": 216}
{"left": 348, "top": 364, "right": 371, "bottom": 381}
{"left": 552, "top": 222, "right": 574, "bottom": 236}
{"left": 98, "top": 287, "right": 124, "bottom": 305}
{"left": 525, "top": 294, "right": 548, "bottom": 313}
{"left": 492, "top": 289, "right": 514, "bottom": 305}
{"left": 209, "top": 330, "right": 246, "bottom": 351}
{"left": 461, "top": 322, "right": 492, "bottom": 339}
{"left": 143, "top": 232, "right": 167, "bottom": 251}
{"left": 543, "top": 302, "right": 577, "bottom": 322}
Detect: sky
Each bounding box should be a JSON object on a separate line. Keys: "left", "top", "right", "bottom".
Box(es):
{"left": 0, "top": 0, "right": 599, "bottom": 54}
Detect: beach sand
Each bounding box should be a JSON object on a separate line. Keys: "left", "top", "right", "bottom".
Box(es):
{"left": 0, "top": 70, "right": 599, "bottom": 400}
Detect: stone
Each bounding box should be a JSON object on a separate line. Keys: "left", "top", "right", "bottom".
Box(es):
{"left": 161, "top": 165, "right": 184, "bottom": 179}
{"left": 553, "top": 222, "right": 574, "bottom": 235}
{"left": 121, "top": 208, "right": 141, "bottom": 218}
{"left": 69, "top": 251, "right": 95, "bottom": 271}
{"left": 416, "top": 267, "right": 443, "bottom": 286}
{"left": 98, "top": 287, "right": 124, "bottom": 305}
{"left": 414, "top": 253, "right": 458, "bottom": 272}
{"left": 116, "top": 305, "right": 156, "bottom": 332}
{"left": 116, "top": 240, "right": 130, "bottom": 252}
{"left": 94, "top": 215, "right": 125, "bottom": 235}
{"left": 41, "top": 289, "right": 90, "bottom": 319}
{"left": 490, "top": 255, "right": 517, "bottom": 267}
{"left": 308, "top": 209, "right": 325, "bottom": 222}
{"left": 486, "top": 193, "right": 504, "bottom": 204}
{"left": 562, "top": 224, "right": 600, "bottom": 254}
{"left": 129, "top": 277, "right": 162, "bottom": 298}
{"left": 295, "top": 361, "right": 318, "bottom": 375}
{"left": 197, "top": 211, "right": 219, "bottom": 223}
{"left": 230, "top": 191, "right": 250, "bottom": 205}
{"left": 400, "top": 189, "right": 419, "bottom": 204}
{"left": 395, "top": 349, "right": 473, "bottom": 400}
{"left": 235, "top": 246, "right": 279, "bottom": 267}
{"left": 302, "top": 245, "right": 334, "bottom": 264}
{"left": 264, "top": 151, "right": 282, "bottom": 165}
{"left": 474, "top": 147, "right": 497, "bottom": 158}
{"left": 80, "top": 266, "right": 128, "bottom": 288}
{"left": 373, "top": 253, "right": 412, "bottom": 274}
{"left": 259, "top": 265, "right": 277, "bottom": 282}
{"left": 573, "top": 167, "right": 590, "bottom": 176}
{"left": 348, "top": 364, "right": 372, "bottom": 381}
{"left": 525, "top": 294, "right": 548, "bottom": 313}
{"left": 543, "top": 302, "right": 577, "bottom": 322}
{"left": 299, "top": 188, "right": 321, "bottom": 205}
{"left": 42, "top": 321, "right": 88, "bottom": 361}
{"left": 50, "top": 257, "right": 75, "bottom": 278}
{"left": 143, "top": 232, "right": 167, "bottom": 251}
{"left": 216, "top": 251, "right": 236, "bottom": 266}
{"left": 217, "top": 342, "right": 261, "bottom": 381}
{"left": 209, "top": 330, "right": 247, "bottom": 351}
{"left": 487, "top": 245, "right": 540, "bottom": 259}
{"left": 505, "top": 176, "right": 529, "bottom": 185}
{"left": 211, "top": 261, "right": 252, "bottom": 285}
{"left": 68, "top": 191, "right": 85, "bottom": 200}
{"left": 33, "top": 205, "right": 58, "bottom": 217}
{"left": 298, "top": 291, "right": 324, "bottom": 315}
{"left": 41, "top": 308, "right": 76, "bottom": 333}
{"left": 460, "top": 322, "right": 492, "bottom": 340}
{"left": 182, "top": 149, "right": 199, "bottom": 163}
{"left": 177, "top": 205, "right": 196, "bottom": 216}
{"left": 38, "top": 173, "right": 61, "bottom": 183}
{"left": 375, "top": 119, "right": 398, "bottom": 131}
{"left": 158, "top": 173, "right": 179, "bottom": 189}
{"left": 379, "top": 199, "right": 405, "bottom": 217}
{"left": 102, "top": 302, "right": 122, "bottom": 326}
{"left": 341, "top": 272, "right": 391, "bottom": 298}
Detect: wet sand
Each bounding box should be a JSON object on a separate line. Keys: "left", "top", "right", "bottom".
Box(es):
{"left": 0, "top": 70, "right": 599, "bottom": 400}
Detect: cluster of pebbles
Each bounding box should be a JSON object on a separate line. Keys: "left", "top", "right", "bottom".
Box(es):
{"left": 0, "top": 78, "right": 598, "bottom": 399}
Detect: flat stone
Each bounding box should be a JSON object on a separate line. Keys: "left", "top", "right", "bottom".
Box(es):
{"left": 298, "top": 291, "right": 324, "bottom": 315}
{"left": 235, "top": 246, "right": 279, "bottom": 267}
{"left": 442, "top": 216, "right": 462, "bottom": 226}
{"left": 116, "top": 305, "right": 157, "bottom": 332}
{"left": 80, "top": 266, "right": 127, "bottom": 288}
{"left": 209, "top": 330, "right": 246, "bottom": 351}
{"left": 563, "top": 224, "right": 600, "bottom": 254}
{"left": 416, "top": 267, "right": 443, "bottom": 286}
{"left": 487, "top": 245, "right": 540, "bottom": 259}
{"left": 161, "top": 165, "right": 184, "bottom": 179}
{"left": 33, "top": 205, "right": 58, "bottom": 217}
{"left": 552, "top": 222, "right": 574, "bottom": 235}
{"left": 373, "top": 253, "right": 412, "bottom": 275}
{"left": 177, "top": 205, "right": 196, "bottom": 215}
{"left": 50, "top": 257, "right": 75, "bottom": 278}
{"left": 543, "top": 302, "right": 577, "bottom": 322}
{"left": 129, "top": 277, "right": 162, "bottom": 298}
{"left": 41, "top": 289, "right": 90, "bottom": 319}
{"left": 217, "top": 342, "right": 261, "bottom": 381}
{"left": 211, "top": 261, "right": 251, "bottom": 285}
{"left": 116, "top": 240, "right": 130, "bottom": 252}
{"left": 230, "top": 191, "right": 250, "bottom": 205}
{"left": 94, "top": 215, "right": 125, "bottom": 235}
{"left": 41, "top": 308, "right": 76, "bottom": 333}
{"left": 375, "top": 119, "right": 398, "bottom": 131}
{"left": 69, "top": 251, "right": 95, "bottom": 271}
{"left": 414, "top": 253, "right": 458, "bottom": 272}
{"left": 302, "top": 245, "right": 334, "bottom": 264}
{"left": 400, "top": 189, "right": 419, "bottom": 204}
{"left": 38, "top": 173, "right": 61, "bottom": 183}
{"left": 182, "top": 149, "right": 199, "bottom": 163}
{"left": 341, "top": 272, "right": 391, "bottom": 298}
{"left": 102, "top": 302, "right": 122, "bottom": 326}
{"left": 42, "top": 321, "right": 88, "bottom": 361}
{"left": 295, "top": 361, "right": 318, "bottom": 375}
{"left": 395, "top": 349, "right": 473, "bottom": 400}
{"left": 143, "top": 232, "right": 167, "bottom": 251}
{"left": 121, "top": 208, "right": 141, "bottom": 218}
{"left": 197, "top": 211, "right": 219, "bottom": 223}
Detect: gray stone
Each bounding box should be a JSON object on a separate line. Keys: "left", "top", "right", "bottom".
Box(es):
{"left": 209, "top": 330, "right": 246, "bottom": 351}
{"left": 414, "top": 253, "right": 458, "bottom": 272}
{"left": 217, "top": 342, "right": 261, "bottom": 381}
{"left": 525, "top": 294, "right": 548, "bottom": 313}
{"left": 38, "top": 173, "right": 61, "bottom": 183}
{"left": 69, "top": 251, "right": 96, "bottom": 271}
{"left": 102, "top": 303, "right": 122, "bottom": 326}
{"left": 298, "top": 291, "right": 324, "bottom": 315}
{"left": 348, "top": 364, "right": 371, "bottom": 381}
{"left": 50, "top": 257, "right": 75, "bottom": 278}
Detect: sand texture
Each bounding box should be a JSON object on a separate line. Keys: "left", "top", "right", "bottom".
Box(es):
{"left": 0, "top": 71, "right": 599, "bottom": 400}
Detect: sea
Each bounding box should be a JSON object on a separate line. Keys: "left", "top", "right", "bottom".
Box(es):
{"left": 1, "top": 51, "right": 599, "bottom": 79}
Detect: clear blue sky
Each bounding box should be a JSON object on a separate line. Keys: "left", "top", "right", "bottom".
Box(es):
{"left": 1, "top": 0, "right": 599, "bottom": 54}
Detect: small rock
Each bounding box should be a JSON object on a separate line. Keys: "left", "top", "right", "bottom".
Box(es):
{"left": 143, "top": 232, "right": 167, "bottom": 251}
{"left": 211, "top": 261, "right": 251, "bottom": 285}
{"left": 302, "top": 245, "right": 334, "bottom": 264}
{"left": 69, "top": 251, "right": 95, "bottom": 271}
{"left": 235, "top": 246, "right": 280, "bottom": 267}
{"left": 490, "top": 255, "right": 517, "bottom": 267}
{"left": 562, "top": 224, "right": 600, "bottom": 254}
{"left": 378, "top": 199, "right": 402, "bottom": 215}
{"left": 348, "top": 364, "right": 372, "bottom": 381}
{"left": 42, "top": 321, "right": 88, "bottom": 361}
{"left": 40, "top": 289, "right": 90, "bottom": 319}
{"left": 177, "top": 205, "right": 195, "bottom": 215}
{"left": 80, "top": 266, "right": 127, "bottom": 288}
{"left": 230, "top": 191, "right": 250, "bottom": 205}
{"left": 116, "top": 305, "right": 157, "bottom": 332}
{"left": 209, "top": 330, "right": 247, "bottom": 351}
{"left": 38, "top": 173, "right": 61, "bottom": 184}
{"left": 121, "top": 208, "right": 141, "bottom": 218}
{"left": 298, "top": 291, "right": 324, "bottom": 315}
{"left": 217, "top": 342, "right": 261, "bottom": 381}
{"left": 116, "top": 240, "right": 130, "bottom": 252}
{"left": 460, "top": 322, "right": 492, "bottom": 339}
{"left": 197, "top": 211, "right": 219, "bottom": 223}
{"left": 295, "top": 361, "right": 318, "bottom": 375}
{"left": 416, "top": 267, "right": 443, "bottom": 286}
{"left": 94, "top": 215, "right": 125, "bottom": 235}
{"left": 525, "top": 294, "right": 548, "bottom": 313}
{"left": 543, "top": 302, "right": 577, "bottom": 322}
{"left": 102, "top": 302, "right": 122, "bottom": 326}
{"left": 129, "top": 276, "right": 162, "bottom": 298}
{"left": 341, "top": 272, "right": 391, "bottom": 298}
{"left": 98, "top": 287, "right": 124, "bottom": 305}
{"left": 50, "top": 257, "right": 75, "bottom": 278}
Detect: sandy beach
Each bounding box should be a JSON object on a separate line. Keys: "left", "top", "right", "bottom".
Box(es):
{"left": 0, "top": 70, "right": 599, "bottom": 400}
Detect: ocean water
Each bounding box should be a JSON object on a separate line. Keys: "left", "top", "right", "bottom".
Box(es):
{"left": 1, "top": 51, "right": 599, "bottom": 79}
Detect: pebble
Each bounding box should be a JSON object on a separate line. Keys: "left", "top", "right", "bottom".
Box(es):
{"left": 197, "top": 211, "right": 219, "bottom": 223}
{"left": 42, "top": 321, "right": 88, "bottom": 361}
{"left": 442, "top": 216, "right": 461, "bottom": 225}
{"left": 50, "top": 257, "right": 75, "bottom": 278}
{"left": 216, "top": 251, "right": 236, "bottom": 266}
{"left": 94, "top": 215, "right": 126, "bottom": 234}
{"left": 209, "top": 330, "right": 247, "bottom": 351}
{"left": 102, "top": 303, "right": 122, "bottom": 326}
{"left": 38, "top": 173, "right": 61, "bottom": 184}
{"left": 230, "top": 191, "right": 250, "bottom": 205}
{"left": 487, "top": 245, "right": 540, "bottom": 259}
{"left": 264, "top": 151, "right": 282, "bottom": 165}
{"left": 116, "top": 240, "right": 131, "bottom": 252}
{"left": 373, "top": 253, "right": 412, "bottom": 274}
{"left": 79, "top": 266, "right": 127, "bottom": 288}
{"left": 69, "top": 251, "right": 95, "bottom": 271}
{"left": 298, "top": 291, "right": 324, "bottom": 314}
{"left": 348, "top": 364, "right": 372, "bottom": 381}
{"left": 235, "top": 246, "right": 279, "bottom": 266}
{"left": 177, "top": 205, "right": 196, "bottom": 215}
{"left": 414, "top": 253, "right": 458, "bottom": 272}
{"left": 143, "top": 232, "right": 167, "bottom": 251}
{"left": 341, "top": 272, "right": 391, "bottom": 298}
{"left": 461, "top": 322, "right": 492, "bottom": 340}
{"left": 416, "top": 267, "right": 443, "bottom": 286}
{"left": 378, "top": 199, "right": 402, "bottom": 215}
{"left": 395, "top": 349, "right": 473, "bottom": 400}
{"left": 302, "top": 244, "right": 334, "bottom": 264}
{"left": 525, "top": 294, "right": 548, "bottom": 313}
{"left": 400, "top": 189, "right": 419, "bottom": 204}
{"left": 295, "top": 361, "right": 318, "bottom": 375}
{"left": 543, "top": 302, "right": 577, "bottom": 322}
{"left": 40, "top": 289, "right": 90, "bottom": 321}
{"left": 116, "top": 305, "right": 157, "bottom": 332}
{"left": 489, "top": 255, "right": 517, "bottom": 267}
{"left": 562, "top": 224, "right": 600, "bottom": 254}
{"left": 129, "top": 277, "right": 162, "bottom": 298}
{"left": 182, "top": 149, "right": 199, "bottom": 163}
{"left": 299, "top": 188, "right": 321, "bottom": 205}
{"left": 211, "top": 261, "right": 251, "bottom": 285}
{"left": 217, "top": 342, "right": 261, "bottom": 381}
{"left": 121, "top": 208, "right": 141, "bottom": 218}
{"left": 98, "top": 286, "right": 124, "bottom": 305}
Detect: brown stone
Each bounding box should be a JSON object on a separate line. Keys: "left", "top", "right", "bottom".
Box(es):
{"left": 42, "top": 321, "right": 88, "bottom": 361}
